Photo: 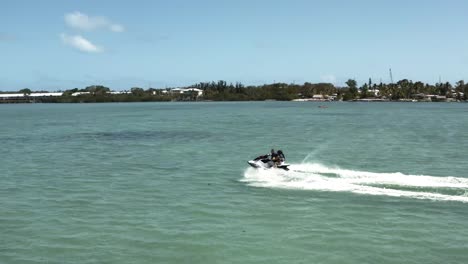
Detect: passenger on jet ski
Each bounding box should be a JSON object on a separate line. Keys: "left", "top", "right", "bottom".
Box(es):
{"left": 271, "top": 149, "right": 287, "bottom": 166}
{"left": 270, "top": 150, "right": 279, "bottom": 165}
{"left": 277, "top": 150, "right": 285, "bottom": 162}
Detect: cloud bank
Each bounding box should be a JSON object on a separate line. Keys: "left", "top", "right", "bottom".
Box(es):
{"left": 60, "top": 34, "right": 102, "bottom": 53}
{"left": 65, "top": 11, "right": 124, "bottom": 32}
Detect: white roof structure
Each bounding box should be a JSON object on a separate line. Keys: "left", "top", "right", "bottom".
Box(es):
{"left": 169, "top": 88, "right": 203, "bottom": 96}
{"left": 71, "top": 92, "right": 91, "bottom": 96}
{"left": 0, "top": 92, "right": 63, "bottom": 98}
{"left": 29, "top": 93, "right": 63, "bottom": 97}
{"left": 0, "top": 93, "right": 24, "bottom": 98}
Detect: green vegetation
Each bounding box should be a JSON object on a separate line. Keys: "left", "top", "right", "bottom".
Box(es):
{"left": 2, "top": 79, "right": 468, "bottom": 103}
{"left": 19, "top": 88, "right": 32, "bottom": 95}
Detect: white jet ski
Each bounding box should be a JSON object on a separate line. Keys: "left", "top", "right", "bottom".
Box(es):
{"left": 247, "top": 155, "right": 290, "bottom": 171}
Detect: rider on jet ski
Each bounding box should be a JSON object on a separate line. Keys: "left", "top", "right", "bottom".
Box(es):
{"left": 253, "top": 149, "right": 285, "bottom": 165}
{"left": 271, "top": 149, "right": 286, "bottom": 166}
{"left": 248, "top": 149, "right": 289, "bottom": 170}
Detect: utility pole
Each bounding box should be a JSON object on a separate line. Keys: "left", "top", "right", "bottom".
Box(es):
{"left": 389, "top": 68, "right": 394, "bottom": 84}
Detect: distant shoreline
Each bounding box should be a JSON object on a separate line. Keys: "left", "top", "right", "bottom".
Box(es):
{"left": 2, "top": 79, "right": 467, "bottom": 103}
{"left": 1, "top": 99, "right": 466, "bottom": 104}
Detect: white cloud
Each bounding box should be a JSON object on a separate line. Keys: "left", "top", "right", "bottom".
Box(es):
{"left": 60, "top": 34, "right": 102, "bottom": 53}
{"left": 320, "top": 74, "right": 337, "bottom": 84}
{"left": 110, "top": 24, "right": 124, "bottom": 33}
{"left": 64, "top": 11, "right": 124, "bottom": 32}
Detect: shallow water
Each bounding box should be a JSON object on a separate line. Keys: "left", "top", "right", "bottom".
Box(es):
{"left": 1, "top": 102, "right": 468, "bottom": 263}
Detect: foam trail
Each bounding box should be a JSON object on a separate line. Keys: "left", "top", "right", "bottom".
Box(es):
{"left": 242, "top": 163, "right": 468, "bottom": 203}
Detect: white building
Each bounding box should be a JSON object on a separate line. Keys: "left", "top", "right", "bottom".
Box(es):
{"left": 0, "top": 92, "right": 63, "bottom": 99}
{"left": 30, "top": 92, "right": 63, "bottom": 97}
{"left": 169, "top": 88, "right": 203, "bottom": 96}
{"left": 71, "top": 92, "right": 91, "bottom": 96}
{"left": 110, "top": 91, "right": 130, "bottom": 95}
{"left": 370, "top": 89, "right": 380, "bottom": 96}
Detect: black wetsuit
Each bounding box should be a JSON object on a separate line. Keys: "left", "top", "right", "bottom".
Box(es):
{"left": 278, "top": 152, "right": 285, "bottom": 161}
{"left": 270, "top": 152, "right": 279, "bottom": 162}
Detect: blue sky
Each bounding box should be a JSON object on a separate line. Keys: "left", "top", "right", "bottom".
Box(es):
{"left": 1, "top": 0, "right": 468, "bottom": 91}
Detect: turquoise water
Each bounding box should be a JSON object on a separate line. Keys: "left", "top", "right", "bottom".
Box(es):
{"left": 1, "top": 102, "right": 468, "bottom": 264}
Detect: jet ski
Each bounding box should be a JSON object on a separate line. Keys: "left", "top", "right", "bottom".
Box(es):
{"left": 247, "top": 155, "right": 290, "bottom": 171}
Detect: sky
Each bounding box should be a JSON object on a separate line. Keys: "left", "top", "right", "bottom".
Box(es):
{"left": 1, "top": 0, "right": 468, "bottom": 91}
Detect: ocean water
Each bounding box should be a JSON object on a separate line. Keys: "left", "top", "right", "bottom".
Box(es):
{"left": 1, "top": 101, "right": 468, "bottom": 264}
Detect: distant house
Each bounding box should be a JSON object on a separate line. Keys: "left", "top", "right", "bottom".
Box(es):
{"left": 29, "top": 92, "right": 63, "bottom": 97}
{"left": 71, "top": 92, "right": 91, "bottom": 96}
{"left": 0, "top": 92, "right": 63, "bottom": 98}
{"left": 292, "top": 94, "right": 331, "bottom": 102}
{"left": 432, "top": 95, "right": 447, "bottom": 102}
{"left": 110, "top": 91, "right": 130, "bottom": 95}
{"left": 370, "top": 89, "right": 380, "bottom": 96}
{"left": 170, "top": 88, "right": 184, "bottom": 94}
{"left": 0, "top": 92, "right": 63, "bottom": 99}
{"left": 169, "top": 88, "right": 203, "bottom": 96}
{"left": 356, "top": 98, "right": 387, "bottom": 102}
{"left": 184, "top": 88, "right": 203, "bottom": 96}
{"left": 151, "top": 89, "right": 169, "bottom": 95}
{"left": 417, "top": 94, "right": 447, "bottom": 102}
{"left": 0, "top": 93, "right": 26, "bottom": 99}
{"left": 412, "top": 93, "right": 426, "bottom": 99}
{"left": 328, "top": 93, "right": 338, "bottom": 101}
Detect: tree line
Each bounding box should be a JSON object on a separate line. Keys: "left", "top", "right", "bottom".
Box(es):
{"left": 343, "top": 79, "right": 467, "bottom": 101}
{"left": 4, "top": 79, "right": 468, "bottom": 102}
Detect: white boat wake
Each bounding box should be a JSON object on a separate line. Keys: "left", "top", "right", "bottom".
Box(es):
{"left": 242, "top": 163, "right": 468, "bottom": 203}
